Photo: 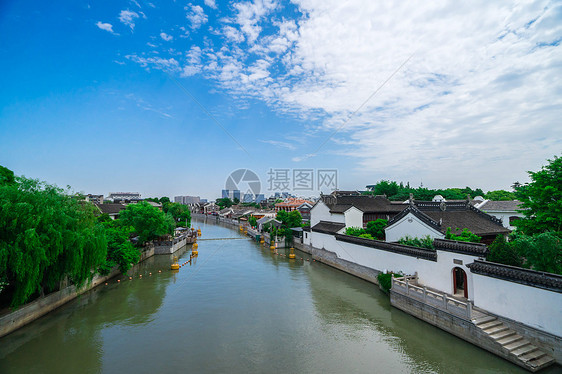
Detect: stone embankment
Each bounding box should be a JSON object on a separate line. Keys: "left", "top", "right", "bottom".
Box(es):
{"left": 0, "top": 232, "right": 192, "bottom": 339}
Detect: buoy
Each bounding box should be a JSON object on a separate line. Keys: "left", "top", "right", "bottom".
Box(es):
{"left": 171, "top": 255, "right": 180, "bottom": 270}
{"left": 193, "top": 242, "right": 198, "bottom": 249}
{"left": 288, "top": 247, "right": 296, "bottom": 259}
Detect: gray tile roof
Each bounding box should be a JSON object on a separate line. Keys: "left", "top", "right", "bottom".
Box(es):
{"left": 387, "top": 202, "right": 510, "bottom": 237}
{"left": 311, "top": 221, "right": 346, "bottom": 234}
{"left": 324, "top": 195, "right": 407, "bottom": 214}
{"left": 95, "top": 203, "right": 126, "bottom": 215}
{"left": 479, "top": 200, "right": 522, "bottom": 212}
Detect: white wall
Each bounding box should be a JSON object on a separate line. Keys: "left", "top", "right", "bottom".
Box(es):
{"left": 385, "top": 212, "right": 444, "bottom": 242}
{"left": 483, "top": 211, "right": 524, "bottom": 230}
{"left": 309, "top": 229, "right": 562, "bottom": 338}
{"left": 344, "top": 206, "right": 363, "bottom": 229}
{"left": 309, "top": 231, "right": 479, "bottom": 297}
{"left": 310, "top": 201, "right": 345, "bottom": 226}
{"left": 472, "top": 274, "right": 562, "bottom": 337}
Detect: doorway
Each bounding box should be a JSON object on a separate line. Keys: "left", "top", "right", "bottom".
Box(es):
{"left": 453, "top": 267, "right": 468, "bottom": 298}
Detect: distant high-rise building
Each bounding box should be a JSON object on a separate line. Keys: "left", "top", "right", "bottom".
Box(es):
{"left": 174, "top": 196, "right": 200, "bottom": 205}
{"left": 255, "top": 194, "right": 265, "bottom": 203}
{"left": 233, "top": 190, "right": 241, "bottom": 201}
{"left": 222, "top": 189, "right": 230, "bottom": 199}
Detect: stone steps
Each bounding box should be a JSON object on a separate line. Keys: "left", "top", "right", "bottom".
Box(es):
{"left": 472, "top": 315, "right": 554, "bottom": 372}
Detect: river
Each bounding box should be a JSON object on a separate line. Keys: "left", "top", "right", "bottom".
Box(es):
{"left": 0, "top": 218, "right": 550, "bottom": 373}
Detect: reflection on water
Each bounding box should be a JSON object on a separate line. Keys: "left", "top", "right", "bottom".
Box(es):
{"left": 0, "top": 219, "right": 557, "bottom": 373}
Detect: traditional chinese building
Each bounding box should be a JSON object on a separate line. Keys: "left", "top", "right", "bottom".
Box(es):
{"left": 274, "top": 198, "right": 314, "bottom": 212}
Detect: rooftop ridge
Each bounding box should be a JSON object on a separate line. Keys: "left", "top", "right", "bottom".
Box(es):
{"left": 434, "top": 238, "right": 488, "bottom": 256}
{"left": 335, "top": 233, "right": 437, "bottom": 261}
{"left": 467, "top": 260, "right": 562, "bottom": 293}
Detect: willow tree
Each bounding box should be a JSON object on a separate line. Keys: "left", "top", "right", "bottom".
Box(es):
{"left": 0, "top": 171, "right": 107, "bottom": 307}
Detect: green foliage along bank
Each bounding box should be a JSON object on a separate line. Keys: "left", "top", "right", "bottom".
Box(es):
{"left": 344, "top": 219, "right": 388, "bottom": 240}
{"left": 0, "top": 174, "right": 107, "bottom": 307}
{"left": 119, "top": 202, "right": 175, "bottom": 244}
{"left": 0, "top": 166, "right": 190, "bottom": 308}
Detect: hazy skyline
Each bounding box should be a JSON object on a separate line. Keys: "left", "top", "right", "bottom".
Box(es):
{"left": 1, "top": 1, "right": 561, "bottom": 200}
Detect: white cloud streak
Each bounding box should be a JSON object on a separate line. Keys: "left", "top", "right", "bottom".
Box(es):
{"left": 95, "top": 21, "right": 115, "bottom": 34}
{"left": 119, "top": 10, "right": 139, "bottom": 30}
{"left": 160, "top": 32, "right": 173, "bottom": 41}
{"left": 186, "top": 4, "right": 208, "bottom": 30}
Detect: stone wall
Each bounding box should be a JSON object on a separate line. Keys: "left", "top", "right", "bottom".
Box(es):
{"left": 0, "top": 246, "right": 155, "bottom": 339}
{"left": 390, "top": 291, "right": 534, "bottom": 371}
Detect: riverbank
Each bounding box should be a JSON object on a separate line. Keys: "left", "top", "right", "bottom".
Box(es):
{"left": 0, "top": 235, "right": 191, "bottom": 339}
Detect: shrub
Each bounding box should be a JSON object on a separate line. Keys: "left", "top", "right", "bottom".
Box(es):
{"left": 377, "top": 272, "right": 402, "bottom": 293}
{"left": 365, "top": 219, "right": 387, "bottom": 240}
{"left": 445, "top": 227, "right": 481, "bottom": 243}
{"left": 398, "top": 235, "right": 435, "bottom": 249}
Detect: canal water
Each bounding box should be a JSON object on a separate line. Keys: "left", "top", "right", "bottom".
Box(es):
{"left": 0, "top": 219, "right": 553, "bottom": 373}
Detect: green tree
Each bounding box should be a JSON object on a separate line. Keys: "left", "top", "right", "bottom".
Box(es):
{"left": 216, "top": 197, "right": 233, "bottom": 209}
{"left": 119, "top": 202, "right": 175, "bottom": 244}
{"left": 514, "top": 155, "right": 562, "bottom": 235}
{"left": 487, "top": 235, "right": 524, "bottom": 267}
{"left": 0, "top": 166, "right": 15, "bottom": 186}
{"left": 365, "top": 219, "right": 387, "bottom": 240}
{"left": 166, "top": 202, "right": 191, "bottom": 227}
{"left": 0, "top": 173, "right": 107, "bottom": 307}
{"left": 275, "top": 210, "right": 303, "bottom": 246}
{"left": 248, "top": 216, "right": 258, "bottom": 228}
{"left": 345, "top": 227, "right": 367, "bottom": 237}
{"left": 445, "top": 228, "right": 481, "bottom": 243}
{"left": 511, "top": 233, "right": 562, "bottom": 274}
{"left": 98, "top": 222, "right": 140, "bottom": 274}
{"left": 484, "top": 190, "right": 517, "bottom": 201}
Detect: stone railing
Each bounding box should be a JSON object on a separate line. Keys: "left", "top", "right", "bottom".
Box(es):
{"left": 392, "top": 276, "right": 472, "bottom": 320}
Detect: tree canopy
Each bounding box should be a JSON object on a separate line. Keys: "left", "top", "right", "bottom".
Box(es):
{"left": 165, "top": 202, "right": 192, "bottom": 227}
{"left": 365, "top": 180, "right": 485, "bottom": 201}
{"left": 514, "top": 155, "right": 562, "bottom": 235}
{"left": 216, "top": 197, "right": 233, "bottom": 209}
{"left": 0, "top": 172, "right": 107, "bottom": 307}
{"left": 344, "top": 219, "right": 387, "bottom": 240}
{"left": 119, "top": 201, "right": 175, "bottom": 244}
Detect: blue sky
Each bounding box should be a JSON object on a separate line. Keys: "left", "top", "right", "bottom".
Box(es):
{"left": 1, "top": 0, "right": 561, "bottom": 200}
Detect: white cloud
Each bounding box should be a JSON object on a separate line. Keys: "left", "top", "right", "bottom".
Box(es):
{"left": 119, "top": 10, "right": 139, "bottom": 30}
{"left": 126, "top": 0, "right": 562, "bottom": 189}
{"left": 125, "top": 55, "right": 181, "bottom": 72}
{"left": 204, "top": 0, "right": 217, "bottom": 9}
{"left": 223, "top": 26, "right": 245, "bottom": 43}
{"left": 160, "top": 32, "right": 173, "bottom": 41}
{"left": 95, "top": 21, "right": 115, "bottom": 34}
{"left": 234, "top": 0, "right": 278, "bottom": 43}
{"left": 260, "top": 139, "right": 296, "bottom": 150}
{"left": 186, "top": 4, "right": 208, "bottom": 30}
